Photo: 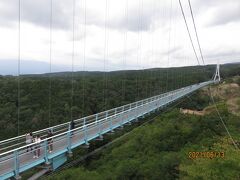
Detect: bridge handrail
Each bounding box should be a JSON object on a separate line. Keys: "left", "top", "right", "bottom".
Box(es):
{"left": 0, "top": 96, "right": 162, "bottom": 157}
{"left": 0, "top": 81, "right": 213, "bottom": 150}
{"left": 0, "top": 87, "right": 174, "bottom": 145}
{"left": 1, "top": 85, "right": 194, "bottom": 157}
{"left": 0, "top": 84, "right": 200, "bottom": 157}
{"left": 0, "top": 80, "right": 215, "bottom": 180}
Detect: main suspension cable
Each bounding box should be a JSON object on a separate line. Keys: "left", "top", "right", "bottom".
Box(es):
{"left": 188, "top": 0, "right": 205, "bottom": 65}
{"left": 209, "top": 87, "right": 239, "bottom": 150}
{"left": 187, "top": 0, "right": 205, "bottom": 82}
{"left": 178, "top": 0, "right": 200, "bottom": 66}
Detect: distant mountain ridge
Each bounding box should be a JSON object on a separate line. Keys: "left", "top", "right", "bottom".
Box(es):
{"left": 0, "top": 59, "right": 240, "bottom": 76}
{"left": 0, "top": 60, "right": 71, "bottom": 75}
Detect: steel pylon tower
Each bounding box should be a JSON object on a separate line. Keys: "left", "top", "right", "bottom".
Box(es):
{"left": 213, "top": 62, "right": 220, "bottom": 82}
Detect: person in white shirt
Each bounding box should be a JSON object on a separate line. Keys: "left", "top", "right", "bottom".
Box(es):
{"left": 25, "top": 132, "right": 33, "bottom": 152}
{"left": 33, "top": 135, "right": 41, "bottom": 158}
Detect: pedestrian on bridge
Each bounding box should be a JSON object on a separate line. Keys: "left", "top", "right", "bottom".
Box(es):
{"left": 25, "top": 132, "right": 33, "bottom": 152}
{"left": 70, "top": 120, "right": 75, "bottom": 136}
{"left": 47, "top": 130, "right": 53, "bottom": 153}
{"left": 33, "top": 135, "right": 41, "bottom": 158}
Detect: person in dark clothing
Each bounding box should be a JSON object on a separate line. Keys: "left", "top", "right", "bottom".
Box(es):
{"left": 47, "top": 130, "right": 53, "bottom": 153}
{"left": 70, "top": 120, "right": 75, "bottom": 135}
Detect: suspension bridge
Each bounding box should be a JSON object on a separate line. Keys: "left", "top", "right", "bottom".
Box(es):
{"left": 0, "top": 0, "right": 225, "bottom": 179}
{"left": 0, "top": 68, "right": 220, "bottom": 180}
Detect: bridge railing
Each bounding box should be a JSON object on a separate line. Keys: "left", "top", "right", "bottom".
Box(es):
{"left": 0, "top": 94, "right": 168, "bottom": 165}
{"left": 0, "top": 88, "right": 171, "bottom": 152}
{"left": 0, "top": 80, "right": 214, "bottom": 179}
{"left": 0, "top": 87, "right": 182, "bottom": 153}
{"left": 0, "top": 81, "right": 213, "bottom": 154}
{"left": 0, "top": 90, "right": 174, "bottom": 156}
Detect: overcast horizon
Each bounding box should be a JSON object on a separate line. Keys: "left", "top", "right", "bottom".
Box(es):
{"left": 0, "top": 0, "right": 240, "bottom": 75}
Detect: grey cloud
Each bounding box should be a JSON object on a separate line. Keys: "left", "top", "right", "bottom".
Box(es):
{"left": 109, "top": 7, "right": 155, "bottom": 32}
{"left": 0, "top": 0, "right": 174, "bottom": 32}
{"left": 107, "top": 1, "right": 176, "bottom": 32}
{"left": 77, "top": 0, "right": 175, "bottom": 32}
{"left": 160, "top": 46, "right": 182, "bottom": 56}
{"left": 193, "top": 0, "right": 240, "bottom": 26}
{"left": 0, "top": 0, "right": 74, "bottom": 29}
{"left": 204, "top": 50, "right": 240, "bottom": 61}
{"left": 208, "top": 6, "right": 240, "bottom": 26}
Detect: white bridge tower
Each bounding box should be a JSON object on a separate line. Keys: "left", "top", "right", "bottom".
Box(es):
{"left": 213, "top": 62, "right": 221, "bottom": 82}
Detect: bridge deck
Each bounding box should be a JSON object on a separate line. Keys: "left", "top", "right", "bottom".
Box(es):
{"left": 0, "top": 81, "right": 213, "bottom": 179}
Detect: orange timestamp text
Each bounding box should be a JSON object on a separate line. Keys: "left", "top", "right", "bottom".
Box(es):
{"left": 188, "top": 151, "right": 225, "bottom": 159}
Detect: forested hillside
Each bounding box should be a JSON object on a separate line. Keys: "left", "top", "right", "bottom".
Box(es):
{"left": 47, "top": 76, "right": 240, "bottom": 180}
{"left": 0, "top": 64, "right": 239, "bottom": 140}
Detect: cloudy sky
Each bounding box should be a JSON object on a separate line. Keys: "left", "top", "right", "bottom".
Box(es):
{"left": 0, "top": 0, "right": 239, "bottom": 74}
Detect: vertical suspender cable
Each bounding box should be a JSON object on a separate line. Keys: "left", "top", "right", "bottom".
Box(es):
{"left": 139, "top": 0, "right": 143, "bottom": 99}
{"left": 135, "top": 0, "right": 143, "bottom": 101}
{"left": 139, "top": 0, "right": 147, "bottom": 99}
{"left": 135, "top": 0, "right": 140, "bottom": 101}
{"left": 149, "top": 0, "right": 157, "bottom": 97}
{"left": 48, "top": 0, "right": 53, "bottom": 127}
{"left": 82, "top": 0, "right": 87, "bottom": 116}
{"left": 172, "top": 1, "right": 177, "bottom": 90}
{"left": 178, "top": 5, "right": 185, "bottom": 89}
{"left": 71, "top": 0, "right": 76, "bottom": 121}
{"left": 103, "top": 0, "right": 109, "bottom": 110}
{"left": 159, "top": 0, "right": 166, "bottom": 94}
{"left": 166, "top": 0, "right": 173, "bottom": 92}
{"left": 106, "top": 1, "right": 109, "bottom": 110}
{"left": 17, "top": 0, "right": 21, "bottom": 136}
{"left": 122, "top": 0, "right": 128, "bottom": 105}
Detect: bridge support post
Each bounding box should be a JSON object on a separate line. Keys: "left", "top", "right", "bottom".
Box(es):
{"left": 67, "top": 123, "right": 72, "bottom": 156}
{"left": 134, "top": 103, "right": 138, "bottom": 122}
{"left": 95, "top": 113, "right": 98, "bottom": 124}
{"left": 106, "top": 111, "right": 113, "bottom": 133}
{"left": 127, "top": 104, "right": 132, "bottom": 124}
{"left": 14, "top": 151, "right": 21, "bottom": 180}
{"left": 148, "top": 100, "right": 151, "bottom": 115}
{"left": 44, "top": 140, "right": 50, "bottom": 165}
{"left": 96, "top": 119, "right": 103, "bottom": 140}
{"left": 110, "top": 117, "right": 114, "bottom": 133}
{"left": 96, "top": 114, "right": 100, "bottom": 136}
{"left": 121, "top": 106, "right": 124, "bottom": 126}
{"left": 84, "top": 118, "right": 89, "bottom": 146}
{"left": 141, "top": 101, "right": 145, "bottom": 118}
{"left": 154, "top": 101, "right": 158, "bottom": 112}
{"left": 97, "top": 116, "right": 102, "bottom": 138}
{"left": 114, "top": 108, "right": 118, "bottom": 117}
